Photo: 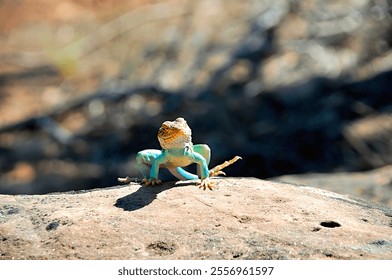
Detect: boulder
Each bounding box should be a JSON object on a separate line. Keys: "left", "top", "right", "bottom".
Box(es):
{"left": 1, "top": 178, "right": 391, "bottom": 260}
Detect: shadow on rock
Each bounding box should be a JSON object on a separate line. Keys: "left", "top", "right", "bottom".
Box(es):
{"left": 114, "top": 181, "right": 190, "bottom": 211}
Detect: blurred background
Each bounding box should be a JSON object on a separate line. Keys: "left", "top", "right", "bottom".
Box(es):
{"left": 0, "top": 0, "right": 391, "bottom": 206}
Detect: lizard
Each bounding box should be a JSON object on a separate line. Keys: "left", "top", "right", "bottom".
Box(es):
{"left": 118, "top": 117, "right": 241, "bottom": 190}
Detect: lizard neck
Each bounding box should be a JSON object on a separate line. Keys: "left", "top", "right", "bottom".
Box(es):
{"left": 161, "top": 142, "right": 193, "bottom": 151}
{"left": 163, "top": 142, "right": 193, "bottom": 155}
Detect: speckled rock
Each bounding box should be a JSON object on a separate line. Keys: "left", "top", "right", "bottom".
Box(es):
{"left": 1, "top": 178, "right": 391, "bottom": 260}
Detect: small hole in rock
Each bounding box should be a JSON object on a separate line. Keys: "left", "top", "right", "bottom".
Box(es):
{"left": 320, "top": 221, "right": 341, "bottom": 228}
{"left": 233, "top": 253, "right": 242, "bottom": 259}
{"left": 46, "top": 221, "right": 60, "bottom": 231}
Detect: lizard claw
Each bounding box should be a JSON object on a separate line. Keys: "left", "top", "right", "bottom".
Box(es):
{"left": 198, "top": 178, "right": 215, "bottom": 190}
{"left": 142, "top": 178, "right": 162, "bottom": 186}
{"left": 209, "top": 170, "right": 226, "bottom": 177}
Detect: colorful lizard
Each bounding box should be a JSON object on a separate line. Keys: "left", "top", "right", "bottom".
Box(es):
{"left": 118, "top": 117, "right": 241, "bottom": 190}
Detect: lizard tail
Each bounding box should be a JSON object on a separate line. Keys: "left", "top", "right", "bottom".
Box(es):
{"left": 209, "top": 156, "right": 242, "bottom": 177}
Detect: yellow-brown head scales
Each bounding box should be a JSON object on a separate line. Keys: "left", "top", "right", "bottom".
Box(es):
{"left": 157, "top": 117, "right": 192, "bottom": 149}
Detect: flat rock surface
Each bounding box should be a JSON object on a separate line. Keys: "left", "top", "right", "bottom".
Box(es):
{"left": 1, "top": 178, "right": 392, "bottom": 260}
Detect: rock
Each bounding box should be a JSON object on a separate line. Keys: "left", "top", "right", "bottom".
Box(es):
{"left": 272, "top": 165, "right": 392, "bottom": 208}
{"left": 1, "top": 178, "right": 391, "bottom": 260}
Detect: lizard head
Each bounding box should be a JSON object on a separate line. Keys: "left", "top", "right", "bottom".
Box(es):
{"left": 157, "top": 117, "right": 192, "bottom": 149}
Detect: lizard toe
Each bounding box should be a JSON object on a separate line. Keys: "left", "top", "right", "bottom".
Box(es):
{"left": 198, "top": 178, "right": 215, "bottom": 190}
{"left": 143, "top": 178, "right": 162, "bottom": 186}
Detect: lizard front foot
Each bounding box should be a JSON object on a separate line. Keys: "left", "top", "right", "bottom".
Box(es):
{"left": 198, "top": 178, "right": 215, "bottom": 190}
{"left": 142, "top": 178, "right": 162, "bottom": 186}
